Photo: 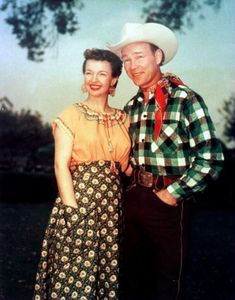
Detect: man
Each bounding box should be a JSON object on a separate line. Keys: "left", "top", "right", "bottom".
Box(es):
{"left": 108, "top": 23, "right": 224, "bottom": 300}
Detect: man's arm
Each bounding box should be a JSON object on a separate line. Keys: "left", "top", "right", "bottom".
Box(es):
{"left": 165, "top": 91, "right": 224, "bottom": 203}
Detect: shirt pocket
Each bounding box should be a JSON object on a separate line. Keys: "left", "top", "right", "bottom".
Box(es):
{"left": 151, "top": 121, "right": 180, "bottom": 155}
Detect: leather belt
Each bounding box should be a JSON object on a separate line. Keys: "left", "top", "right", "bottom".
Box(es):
{"left": 131, "top": 169, "right": 180, "bottom": 191}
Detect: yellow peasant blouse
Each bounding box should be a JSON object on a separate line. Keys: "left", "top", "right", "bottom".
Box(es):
{"left": 52, "top": 102, "right": 131, "bottom": 172}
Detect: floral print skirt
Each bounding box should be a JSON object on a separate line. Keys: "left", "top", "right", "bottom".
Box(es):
{"left": 33, "top": 160, "right": 123, "bottom": 300}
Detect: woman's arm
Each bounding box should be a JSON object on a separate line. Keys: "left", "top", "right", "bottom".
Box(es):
{"left": 54, "top": 125, "right": 78, "bottom": 208}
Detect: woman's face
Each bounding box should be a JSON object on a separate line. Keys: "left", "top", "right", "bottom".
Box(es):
{"left": 84, "top": 59, "right": 117, "bottom": 97}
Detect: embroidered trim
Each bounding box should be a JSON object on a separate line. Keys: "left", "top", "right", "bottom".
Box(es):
{"left": 74, "top": 103, "right": 127, "bottom": 126}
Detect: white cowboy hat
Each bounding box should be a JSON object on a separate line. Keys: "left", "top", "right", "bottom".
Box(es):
{"left": 108, "top": 22, "right": 178, "bottom": 64}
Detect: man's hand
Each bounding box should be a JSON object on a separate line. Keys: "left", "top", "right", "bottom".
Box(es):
{"left": 154, "top": 188, "right": 178, "bottom": 206}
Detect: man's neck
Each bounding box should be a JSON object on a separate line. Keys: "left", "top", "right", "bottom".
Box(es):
{"left": 140, "top": 73, "right": 163, "bottom": 103}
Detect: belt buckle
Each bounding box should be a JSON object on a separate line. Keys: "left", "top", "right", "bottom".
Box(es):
{"left": 138, "top": 170, "right": 153, "bottom": 188}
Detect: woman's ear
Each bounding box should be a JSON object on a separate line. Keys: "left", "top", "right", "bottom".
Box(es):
{"left": 111, "top": 77, "right": 118, "bottom": 88}
{"left": 155, "top": 48, "right": 164, "bottom": 65}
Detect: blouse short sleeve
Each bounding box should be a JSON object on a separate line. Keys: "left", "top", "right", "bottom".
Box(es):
{"left": 52, "top": 104, "right": 78, "bottom": 139}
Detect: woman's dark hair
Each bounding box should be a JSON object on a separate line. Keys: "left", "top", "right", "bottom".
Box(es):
{"left": 82, "top": 48, "right": 122, "bottom": 78}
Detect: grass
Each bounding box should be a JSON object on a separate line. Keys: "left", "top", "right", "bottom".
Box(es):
{"left": 0, "top": 201, "right": 234, "bottom": 300}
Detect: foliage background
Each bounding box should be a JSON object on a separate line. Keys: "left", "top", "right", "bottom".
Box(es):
{"left": 0, "top": 1, "right": 234, "bottom": 299}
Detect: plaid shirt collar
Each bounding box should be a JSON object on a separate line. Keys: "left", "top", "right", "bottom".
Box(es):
{"left": 132, "top": 72, "right": 184, "bottom": 104}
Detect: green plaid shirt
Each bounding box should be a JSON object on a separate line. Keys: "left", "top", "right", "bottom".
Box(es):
{"left": 124, "top": 77, "right": 224, "bottom": 201}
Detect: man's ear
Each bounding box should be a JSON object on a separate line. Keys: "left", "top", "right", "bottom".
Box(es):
{"left": 155, "top": 48, "right": 164, "bottom": 65}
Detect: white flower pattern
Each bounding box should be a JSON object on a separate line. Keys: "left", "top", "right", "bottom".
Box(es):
{"left": 33, "top": 160, "right": 122, "bottom": 300}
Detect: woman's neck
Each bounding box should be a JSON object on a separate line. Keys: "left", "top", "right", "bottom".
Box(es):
{"left": 83, "top": 96, "right": 112, "bottom": 114}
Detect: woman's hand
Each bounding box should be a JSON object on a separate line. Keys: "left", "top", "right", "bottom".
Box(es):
{"left": 125, "top": 164, "right": 133, "bottom": 176}
{"left": 69, "top": 158, "right": 77, "bottom": 173}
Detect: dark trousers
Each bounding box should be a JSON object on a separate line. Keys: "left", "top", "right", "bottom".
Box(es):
{"left": 120, "top": 185, "right": 191, "bottom": 300}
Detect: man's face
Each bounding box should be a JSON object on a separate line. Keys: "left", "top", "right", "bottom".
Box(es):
{"left": 121, "top": 42, "right": 162, "bottom": 89}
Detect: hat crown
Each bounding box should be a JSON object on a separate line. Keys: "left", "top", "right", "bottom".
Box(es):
{"left": 121, "top": 23, "right": 142, "bottom": 37}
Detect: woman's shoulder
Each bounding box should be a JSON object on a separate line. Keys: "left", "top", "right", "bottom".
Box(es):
{"left": 59, "top": 102, "right": 84, "bottom": 116}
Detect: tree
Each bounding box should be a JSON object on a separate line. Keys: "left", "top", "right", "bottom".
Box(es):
{"left": 0, "top": 107, "right": 53, "bottom": 157}
{"left": 143, "top": 0, "right": 221, "bottom": 31}
{"left": 0, "top": 0, "right": 222, "bottom": 62}
{"left": 0, "top": 0, "right": 84, "bottom": 61}
{"left": 219, "top": 94, "right": 235, "bottom": 143}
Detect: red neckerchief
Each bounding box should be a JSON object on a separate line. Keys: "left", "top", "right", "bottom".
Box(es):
{"left": 154, "top": 73, "right": 186, "bottom": 140}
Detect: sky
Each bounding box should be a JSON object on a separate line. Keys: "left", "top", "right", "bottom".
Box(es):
{"left": 0, "top": 0, "right": 234, "bottom": 144}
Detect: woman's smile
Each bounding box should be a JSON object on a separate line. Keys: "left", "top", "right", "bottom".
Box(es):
{"left": 89, "top": 83, "right": 102, "bottom": 90}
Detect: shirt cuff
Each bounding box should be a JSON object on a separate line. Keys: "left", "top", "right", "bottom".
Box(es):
{"left": 167, "top": 182, "right": 185, "bottom": 203}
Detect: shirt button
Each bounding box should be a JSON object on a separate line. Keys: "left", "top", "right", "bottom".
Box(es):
{"left": 141, "top": 113, "right": 147, "bottom": 119}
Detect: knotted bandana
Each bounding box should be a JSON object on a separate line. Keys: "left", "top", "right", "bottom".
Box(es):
{"left": 154, "top": 73, "right": 186, "bottom": 140}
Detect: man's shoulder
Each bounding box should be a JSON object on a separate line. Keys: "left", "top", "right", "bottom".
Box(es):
{"left": 124, "top": 97, "right": 135, "bottom": 108}
{"left": 170, "top": 84, "right": 202, "bottom": 101}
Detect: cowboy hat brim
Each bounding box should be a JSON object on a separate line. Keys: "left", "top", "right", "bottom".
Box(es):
{"left": 107, "top": 23, "right": 178, "bottom": 65}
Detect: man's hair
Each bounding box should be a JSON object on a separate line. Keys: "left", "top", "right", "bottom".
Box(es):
{"left": 82, "top": 48, "right": 123, "bottom": 78}
{"left": 149, "top": 43, "right": 165, "bottom": 65}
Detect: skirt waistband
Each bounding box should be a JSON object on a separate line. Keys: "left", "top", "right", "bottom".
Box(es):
{"left": 72, "top": 160, "right": 121, "bottom": 174}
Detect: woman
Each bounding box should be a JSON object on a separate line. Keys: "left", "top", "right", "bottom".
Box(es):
{"left": 33, "top": 49, "right": 131, "bottom": 300}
